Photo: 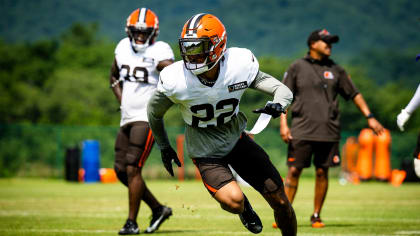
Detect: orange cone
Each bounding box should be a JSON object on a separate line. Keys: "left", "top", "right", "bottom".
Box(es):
{"left": 343, "top": 136, "right": 359, "bottom": 173}
{"left": 390, "top": 169, "right": 406, "bottom": 187}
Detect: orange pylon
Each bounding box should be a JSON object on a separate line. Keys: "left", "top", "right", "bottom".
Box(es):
{"left": 356, "top": 129, "right": 375, "bottom": 180}
{"left": 374, "top": 129, "right": 391, "bottom": 181}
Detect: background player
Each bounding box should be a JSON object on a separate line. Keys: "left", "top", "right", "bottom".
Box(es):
{"left": 110, "top": 7, "right": 174, "bottom": 235}
{"left": 397, "top": 76, "right": 420, "bottom": 178}
{"left": 147, "top": 13, "right": 297, "bottom": 235}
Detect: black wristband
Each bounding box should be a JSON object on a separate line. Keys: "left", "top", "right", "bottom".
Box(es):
{"left": 366, "top": 113, "right": 374, "bottom": 119}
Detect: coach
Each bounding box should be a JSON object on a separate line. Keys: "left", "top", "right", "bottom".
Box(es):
{"left": 279, "top": 29, "right": 384, "bottom": 228}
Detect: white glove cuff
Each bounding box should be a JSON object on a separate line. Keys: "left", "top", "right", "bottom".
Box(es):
{"left": 402, "top": 108, "right": 411, "bottom": 116}
{"left": 414, "top": 158, "right": 420, "bottom": 178}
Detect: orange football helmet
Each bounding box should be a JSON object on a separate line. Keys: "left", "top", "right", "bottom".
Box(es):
{"left": 179, "top": 13, "right": 227, "bottom": 75}
{"left": 125, "top": 8, "right": 159, "bottom": 52}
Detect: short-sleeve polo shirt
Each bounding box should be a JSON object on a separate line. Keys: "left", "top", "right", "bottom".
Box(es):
{"left": 282, "top": 54, "right": 359, "bottom": 141}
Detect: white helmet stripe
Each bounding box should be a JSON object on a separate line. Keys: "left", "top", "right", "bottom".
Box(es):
{"left": 139, "top": 8, "right": 147, "bottom": 24}
{"left": 187, "top": 13, "right": 205, "bottom": 35}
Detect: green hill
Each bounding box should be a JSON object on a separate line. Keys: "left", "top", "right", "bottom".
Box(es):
{"left": 1, "top": 0, "right": 419, "bottom": 59}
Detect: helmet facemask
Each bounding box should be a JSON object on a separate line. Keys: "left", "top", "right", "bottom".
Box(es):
{"left": 179, "top": 36, "right": 224, "bottom": 75}
{"left": 126, "top": 26, "right": 156, "bottom": 52}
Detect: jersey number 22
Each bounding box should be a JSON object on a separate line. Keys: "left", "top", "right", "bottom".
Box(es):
{"left": 190, "top": 98, "right": 239, "bottom": 127}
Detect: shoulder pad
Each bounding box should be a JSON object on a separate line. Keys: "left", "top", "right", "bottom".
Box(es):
{"left": 157, "top": 61, "right": 183, "bottom": 96}
{"left": 150, "top": 41, "right": 175, "bottom": 61}
{"left": 225, "top": 47, "right": 259, "bottom": 83}
{"left": 115, "top": 37, "right": 131, "bottom": 55}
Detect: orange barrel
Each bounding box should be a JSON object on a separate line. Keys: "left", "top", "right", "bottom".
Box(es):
{"left": 100, "top": 168, "right": 118, "bottom": 183}
{"left": 342, "top": 136, "right": 359, "bottom": 173}
{"left": 374, "top": 129, "right": 392, "bottom": 181}
{"left": 356, "top": 128, "right": 375, "bottom": 180}
{"left": 176, "top": 134, "right": 185, "bottom": 181}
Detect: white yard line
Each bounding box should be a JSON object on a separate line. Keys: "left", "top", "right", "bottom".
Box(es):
{"left": 394, "top": 231, "right": 420, "bottom": 235}
{"left": 0, "top": 228, "right": 409, "bottom": 236}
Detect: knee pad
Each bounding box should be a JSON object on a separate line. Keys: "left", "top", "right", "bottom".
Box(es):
{"left": 262, "top": 177, "right": 282, "bottom": 194}
{"left": 126, "top": 152, "right": 140, "bottom": 166}
{"left": 126, "top": 145, "right": 143, "bottom": 165}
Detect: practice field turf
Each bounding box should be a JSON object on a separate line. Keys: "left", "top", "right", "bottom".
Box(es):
{"left": 0, "top": 178, "right": 419, "bottom": 236}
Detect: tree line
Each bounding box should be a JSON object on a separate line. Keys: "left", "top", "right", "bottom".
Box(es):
{"left": 0, "top": 23, "right": 419, "bottom": 133}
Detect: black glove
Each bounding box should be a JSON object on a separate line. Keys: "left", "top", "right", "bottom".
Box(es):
{"left": 161, "top": 146, "right": 182, "bottom": 177}
{"left": 253, "top": 102, "right": 285, "bottom": 118}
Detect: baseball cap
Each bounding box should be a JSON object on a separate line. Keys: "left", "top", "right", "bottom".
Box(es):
{"left": 307, "top": 29, "right": 339, "bottom": 47}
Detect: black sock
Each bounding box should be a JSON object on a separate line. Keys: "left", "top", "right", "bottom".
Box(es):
{"left": 152, "top": 205, "right": 163, "bottom": 215}
{"left": 127, "top": 219, "right": 137, "bottom": 225}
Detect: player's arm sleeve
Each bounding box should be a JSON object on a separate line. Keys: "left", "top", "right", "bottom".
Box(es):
{"left": 405, "top": 84, "right": 420, "bottom": 114}
{"left": 337, "top": 68, "right": 359, "bottom": 101}
{"left": 147, "top": 90, "right": 174, "bottom": 150}
{"left": 250, "top": 70, "right": 293, "bottom": 109}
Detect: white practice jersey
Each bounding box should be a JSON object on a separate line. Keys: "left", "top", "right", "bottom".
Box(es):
{"left": 115, "top": 37, "right": 174, "bottom": 126}
{"left": 158, "top": 47, "right": 259, "bottom": 128}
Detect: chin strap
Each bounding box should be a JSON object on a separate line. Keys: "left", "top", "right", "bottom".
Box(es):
{"left": 130, "top": 30, "right": 156, "bottom": 53}
{"left": 131, "top": 39, "right": 148, "bottom": 52}
{"left": 197, "top": 75, "right": 216, "bottom": 87}
{"left": 189, "top": 51, "right": 225, "bottom": 75}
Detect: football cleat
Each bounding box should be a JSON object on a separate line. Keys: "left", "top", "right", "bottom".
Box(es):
{"left": 144, "top": 206, "right": 172, "bottom": 233}
{"left": 239, "top": 195, "right": 263, "bottom": 234}
{"left": 118, "top": 219, "right": 140, "bottom": 235}
{"left": 310, "top": 213, "right": 325, "bottom": 228}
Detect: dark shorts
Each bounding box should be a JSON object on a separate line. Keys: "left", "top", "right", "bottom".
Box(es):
{"left": 414, "top": 132, "right": 420, "bottom": 159}
{"left": 114, "top": 121, "right": 154, "bottom": 172}
{"left": 193, "top": 133, "right": 284, "bottom": 195}
{"left": 287, "top": 139, "right": 340, "bottom": 169}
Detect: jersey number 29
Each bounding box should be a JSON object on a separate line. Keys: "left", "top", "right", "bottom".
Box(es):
{"left": 120, "top": 64, "right": 148, "bottom": 83}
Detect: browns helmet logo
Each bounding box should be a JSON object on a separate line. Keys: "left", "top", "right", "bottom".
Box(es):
{"left": 179, "top": 13, "right": 227, "bottom": 75}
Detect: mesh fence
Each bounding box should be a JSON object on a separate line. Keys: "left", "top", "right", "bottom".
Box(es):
{"left": 0, "top": 124, "right": 417, "bottom": 179}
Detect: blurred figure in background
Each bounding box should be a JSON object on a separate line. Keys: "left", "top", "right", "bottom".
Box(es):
{"left": 148, "top": 13, "right": 297, "bottom": 235}
{"left": 279, "top": 29, "right": 384, "bottom": 228}
{"left": 397, "top": 77, "right": 420, "bottom": 178}
{"left": 110, "top": 8, "right": 174, "bottom": 235}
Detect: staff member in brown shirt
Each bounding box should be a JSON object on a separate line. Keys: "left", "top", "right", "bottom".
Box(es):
{"left": 279, "top": 29, "right": 384, "bottom": 228}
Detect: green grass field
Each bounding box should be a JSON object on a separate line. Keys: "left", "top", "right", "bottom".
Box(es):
{"left": 0, "top": 178, "right": 419, "bottom": 236}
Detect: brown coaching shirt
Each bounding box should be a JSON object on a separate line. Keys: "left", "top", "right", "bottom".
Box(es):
{"left": 282, "top": 54, "right": 359, "bottom": 142}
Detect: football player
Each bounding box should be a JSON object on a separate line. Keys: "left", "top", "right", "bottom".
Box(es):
{"left": 397, "top": 83, "right": 420, "bottom": 178}
{"left": 147, "top": 13, "right": 297, "bottom": 235}
{"left": 110, "top": 8, "right": 174, "bottom": 235}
